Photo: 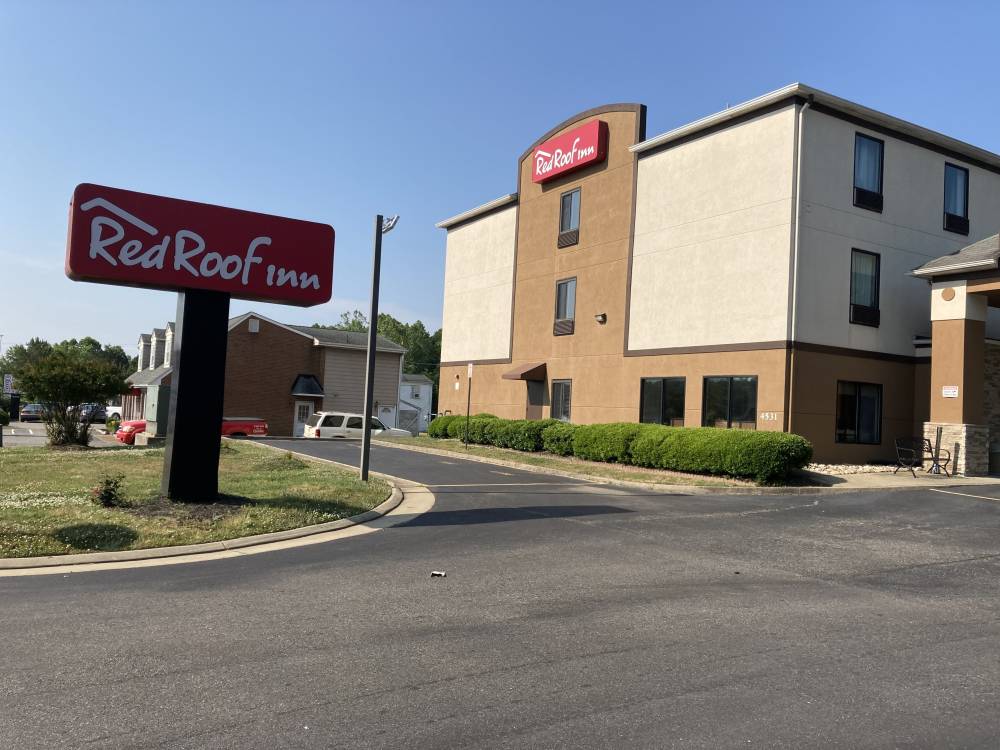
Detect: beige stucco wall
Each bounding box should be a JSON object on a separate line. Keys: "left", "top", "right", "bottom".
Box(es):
{"left": 628, "top": 106, "right": 796, "bottom": 350}
{"left": 439, "top": 205, "right": 517, "bottom": 363}
{"left": 795, "top": 107, "right": 1000, "bottom": 353}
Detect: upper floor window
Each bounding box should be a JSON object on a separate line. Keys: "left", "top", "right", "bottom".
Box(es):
{"left": 944, "top": 163, "right": 970, "bottom": 235}
{"left": 850, "top": 249, "right": 880, "bottom": 327}
{"left": 552, "top": 379, "right": 572, "bottom": 422}
{"left": 554, "top": 277, "right": 576, "bottom": 336}
{"left": 640, "top": 377, "right": 685, "bottom": 426}
{"left": 559, "top": 188, "right": 581, "bottom": 248}
{"left": 702, "top": 376, "right": 757, "bottom": 430}
{"left": 853, "top": 133, "right": 884, "bottom": 212}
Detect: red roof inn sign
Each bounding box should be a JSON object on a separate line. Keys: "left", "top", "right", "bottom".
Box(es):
{"left": 65, "top": 183, "right": 335, "bottom": 501}
{"left": 531, "top": 120, "right": 608, "bottom": 184}
{"left": 66, "top": 183, "right": 334, "bottom": 306}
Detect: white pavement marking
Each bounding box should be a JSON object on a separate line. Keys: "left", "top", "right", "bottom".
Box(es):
{"left": 929, "top": 488, "right": 1000, "bottom": 503}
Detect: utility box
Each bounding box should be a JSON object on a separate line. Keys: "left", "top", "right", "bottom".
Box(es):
{"left": 144, "top": 385, "right": 171, "bottom": 437}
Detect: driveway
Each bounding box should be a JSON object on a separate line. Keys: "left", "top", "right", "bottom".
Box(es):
{"left": 2, "top": 439, "right": 999, "bottom": 748}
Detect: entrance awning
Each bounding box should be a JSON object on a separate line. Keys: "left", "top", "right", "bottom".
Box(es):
{"left": 291, "top": 374, "right": 324, "bottom": 397}
{"left": 502, "top": 362, "right": 546, "bottom": 381}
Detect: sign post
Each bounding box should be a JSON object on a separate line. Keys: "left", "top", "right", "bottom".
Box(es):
{"left": 1, "top": 374, "right": 11, "bottom": 449}
{"left": 66, "top": 183, "right": 334, "bottom": 501}
{"left": 464, "top": 363, "right": 473, "bottom": 448}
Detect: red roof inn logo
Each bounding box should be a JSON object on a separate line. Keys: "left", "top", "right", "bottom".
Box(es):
{"left": 531, "top": 120, "right": 609, "bottom": 184}
{"left": 65, "top": 183, "right": 334, "bottom": 306}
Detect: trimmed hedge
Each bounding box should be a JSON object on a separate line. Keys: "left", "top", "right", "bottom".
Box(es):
{"left": 427, "top": 415, "right": 812, "bottom": 483}
{"left": 541, "top": 422, "right": 577, "bottom": 455}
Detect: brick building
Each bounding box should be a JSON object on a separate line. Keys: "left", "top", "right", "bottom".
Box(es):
{"left": 125, "top": 312, "right": 405, "bottom": 437}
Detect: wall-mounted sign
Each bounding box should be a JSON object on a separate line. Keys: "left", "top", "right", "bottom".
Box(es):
{"left": 942, "top": 385, "right": 959, "bottom": 398}
{"left": 66, "top": 183, "right": 334, "bottom": 306}
{"left": 3, "top": 374, "right": 12, "bottom": 395}
{"left": 531, "top": 120, "right": 609, "bottom": 184}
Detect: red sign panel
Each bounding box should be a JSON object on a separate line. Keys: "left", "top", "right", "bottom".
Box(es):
{"left": 66, "top": 183, "right": 334, "bottom": 306}
{"left": 531, "top": 120, "right": 609, "bottom": 183}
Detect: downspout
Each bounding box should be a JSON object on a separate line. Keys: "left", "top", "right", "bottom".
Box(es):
{"left": 785, "top": 94, "right": 813, "bottom": 434}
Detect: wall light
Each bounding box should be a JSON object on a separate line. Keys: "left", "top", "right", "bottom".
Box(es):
{"left": 594, "top": 313, "right": 608, "bottom": 324}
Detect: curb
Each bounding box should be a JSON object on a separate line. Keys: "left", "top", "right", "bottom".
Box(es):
{"left": 0, "top": 444, "right": 406, "bottom": 571}
{"left": 370, "top": 439, "right": 986, "bottom": 496}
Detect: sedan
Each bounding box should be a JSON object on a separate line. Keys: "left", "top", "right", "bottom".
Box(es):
{"left": 19, "top": 403, "right": 47, "bottom": 422}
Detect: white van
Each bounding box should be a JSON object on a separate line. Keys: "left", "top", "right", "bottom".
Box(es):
{"left": 303, "top": 411, "right": 410, "bottom": 439}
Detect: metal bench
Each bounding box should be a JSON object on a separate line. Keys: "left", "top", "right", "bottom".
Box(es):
{"left": 894, "top": 436, "right": 951, "bottom": 478}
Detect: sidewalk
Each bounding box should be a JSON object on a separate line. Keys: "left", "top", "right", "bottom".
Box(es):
{"left": 797, "top": 468, "right": 1000, "bottom": 490}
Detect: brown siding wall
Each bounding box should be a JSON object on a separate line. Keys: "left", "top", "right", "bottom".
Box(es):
{"left": 224, "top": 318, "right": 324, "bottom": 436}
{"left": 321, "top": 349, "right": 400, "bottom": 415}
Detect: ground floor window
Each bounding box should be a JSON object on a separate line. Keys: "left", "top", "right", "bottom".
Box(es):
{"left": 836, "top": 381, "right": 882, "bottom": 444}
{"left": 551, "top": 380, "right": 572, "bottom": 422}
{"left": 640, "top": 377, "right": 685, "bottom": 426}
{"left": 702, "top": 376, "right": 757, "bottom": 429}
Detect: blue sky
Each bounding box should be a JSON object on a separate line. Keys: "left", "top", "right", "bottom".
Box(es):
{"left": 2, "top": 0, "right": 1000, "bottom": 353}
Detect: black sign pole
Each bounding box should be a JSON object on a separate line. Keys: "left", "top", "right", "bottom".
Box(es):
{"left": 161, "top": 289, "right": 231, "bottom": 501}
{"left": 359, "top": 214, "right": 383, "bottom": 483}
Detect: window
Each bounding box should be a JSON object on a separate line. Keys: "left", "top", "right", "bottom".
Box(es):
{"left": 370, "top": 417, "right": 387, "bottom": 431}
{"left": 640, "top": 377, "right": 686, "bottom": 426}
{"left": 944, "top": 163, "right": 970, "bottom": 235}
{"left": 306, "top": 413, "right": 322, "bottom": 428}
{"left": 558, "top": 188, "right": 581, "bottom": 248}
{"left": 836, "top": 381, "right": 882, "bottom": 444}
{"left": 346, "top": 416, "right": 363, "bottom": 429}
{"left": 411, "top": 387, "right": 421, "bottom": 398}
{"left": 297, "top": 404, "right": 312, "bottom": 423}
{"left": 850, "top": 249, "right": 880, "bottom": 327}
{"left": 554, "top": 277, "right": 576, "bottom": 336}
{"left": 322, "top": 415, "right": 344, "bottom": 427}
{"left": 853, "top": 133, "right": 884, "bottom": 212}
{"left": 552, "top": 380, "right": 572, "bottom": 421}
{"left": 702, "top": 376, "right": 757, "bottom": 430}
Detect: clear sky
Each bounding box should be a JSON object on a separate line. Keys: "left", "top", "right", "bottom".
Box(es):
{"left": 2, "top": 0, "right": 999, "bottom": 355}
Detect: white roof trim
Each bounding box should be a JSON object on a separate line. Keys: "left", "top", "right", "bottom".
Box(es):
{"left": 630, "top": 83, "right": 1000, "bottom": 170}
{"left": 912, "top": 259, "right": 997, "bottom": 277}
{"left": 436, "top": 193, "right": 518, "bottom": 230}
{"left": 312, "top": 341, "right": 405, "bottom": 354}
{"left": 227, "top": 311, "right": 317, "bottom": 341}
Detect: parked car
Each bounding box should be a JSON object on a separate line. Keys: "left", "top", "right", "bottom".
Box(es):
{"left": 73, "top": 403, "right": 107, "bottom": 423}
{"left": 19, "top": 403, "right": 46, "bottom": 422}
{"left": 115, "top": 417, "right": 268, "bottom": 445}
{"left": 303, "top": 412, "right": 410, "bottom": 439}
{"left": 107, "top": 403, "right": 123, "bottom": 421}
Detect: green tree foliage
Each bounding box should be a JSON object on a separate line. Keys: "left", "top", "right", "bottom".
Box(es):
{"left": 312, "top": 311, "right": 442, "bottom": 405}
{"left": 17, "top": 349, "right": 128, "bottom": 446}
{"left": 1, "top": 337, "right": 132, "bottom": 399}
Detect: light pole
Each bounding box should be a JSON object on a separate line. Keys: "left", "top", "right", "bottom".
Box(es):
{"left": 360, "top": 214, "right": 399, "bottom": 482}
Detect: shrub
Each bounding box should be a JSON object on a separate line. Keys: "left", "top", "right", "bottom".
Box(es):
{"left": 449, "top": 416, "right": 496, "bottom": 442}
{"left": 571, "top": 422, "right": 651, "bottom": 464}
{"left": 428, "top": 414, "right": 459, "bottom": 438}
{"left": 630, "top": 426, "right": 812, "bottom": 482}
{"left": 0, "top": 407, "right": 8, "bottom": 427}
{"left": 542, "top": 422, "right": 577, "bottom": 455}
{"left": 507, "top": 418, "right": 559, "bottom": 451}
{"left": 90, "top": 473, "right": 127, "bottom": 508}
{"left": 105, "top": 416, "right": 121, "bottom": 434}
{"left": 473, "top": 413, "right": 499, "bottom": 419}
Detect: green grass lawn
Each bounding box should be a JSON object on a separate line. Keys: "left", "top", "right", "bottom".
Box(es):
{"left": 375, "top": 436, "right": 748, "bottom": 488}
{"left": 0, "top": 441, "right": 390, "bottom": 559}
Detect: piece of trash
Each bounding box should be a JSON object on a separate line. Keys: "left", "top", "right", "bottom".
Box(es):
{"left": 734, "top": 571, "right": 741, "bottom": 575}
{"left": 431, "top": 571, "right": 447, "bottom": 578}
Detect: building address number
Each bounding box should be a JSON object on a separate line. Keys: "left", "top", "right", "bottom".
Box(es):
{"left": 759, "top": 411, "right": 778, "bottom": 422}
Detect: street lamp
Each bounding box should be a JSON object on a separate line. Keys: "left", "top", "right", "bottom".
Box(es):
{"left": 360, "top": 214, "right": 399, "bottom": 482}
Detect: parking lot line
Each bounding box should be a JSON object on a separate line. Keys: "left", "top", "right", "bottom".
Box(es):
{"left": 930, "top": 488, "right": 1000, "bottom": 503}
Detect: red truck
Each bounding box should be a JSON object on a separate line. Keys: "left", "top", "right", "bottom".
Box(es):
{"left": 115, "top": 417, "right": 268, "bottom": 445}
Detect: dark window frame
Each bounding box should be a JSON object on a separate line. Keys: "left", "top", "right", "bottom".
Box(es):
{"left": 551, "top": 379, "right": 572, "bottom": 422}
{"left": 849, "top": 248, "right": 881, "bottom": 327}
{"left": 639, "top": 377, "right": 686, "bottom": 426}
{"left": 553, "top": 276, "right": 577, "bottom": 336}
{"left": 853, "top": 132, "right": 885, "bottom": 213}
{"left": 835, "top": 380, "right": 883, "bottom": 445}
{"left": 558, "top": 188, "right": 581, "bottom": 248}
{"left": 943, "top": 162, "right": 970, "bottom": 235}
{"left": 701, "top": 376, "right": 758, "bottom": 430}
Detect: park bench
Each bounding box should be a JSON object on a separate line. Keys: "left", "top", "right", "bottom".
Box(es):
{"left": 894, "top": 436, "right": 951, "bottom": 478}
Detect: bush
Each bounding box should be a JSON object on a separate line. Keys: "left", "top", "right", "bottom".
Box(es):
{"left": 491, "top": 418, "right": 558, "bottom": 451}
{"left": 541, "top": 422, "right": 577, "bottom": 455}
{"left": 571, "top": 423, "right": 652, "bottom": 464}
{"left": 0, "top": 407, "right": 8, "bottom": 427}
{"left": 473, "top": 413, "right": 499, "bottom": 419}
{"left": 106, "top": 416, "right": 121, "bottom": 434}
{"left": 428, "top": 414, "right": 459, "bottom": 438}
{"left": 90, "top": 473, "right": 127, "bottom": 508}
{"left": 630, "top": 426, "right": 812, "bottom": 482}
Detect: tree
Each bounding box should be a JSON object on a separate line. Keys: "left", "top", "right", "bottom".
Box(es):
{"left": 0, "top": 338, "right": 53, "bottom": 396}
{"left": 17, "top": 349, "right": 128, "bottom": 446}
{"left": 1, "top": 337, "right": 133, "bottom": 399}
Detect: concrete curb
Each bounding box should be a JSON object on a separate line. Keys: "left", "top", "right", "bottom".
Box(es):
{"left": 371, "top": 439, "right": 986, "bottom": 496}
{"left": 0, "top": 444, "right": 405, "bottom": 571}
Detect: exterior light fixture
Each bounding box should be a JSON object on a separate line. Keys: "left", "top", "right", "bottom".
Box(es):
{"left": 382, "top": 215, "right": 400, "bottom": 234}
{"left": 594, "top": 313, "right": 607, "bottom": 324}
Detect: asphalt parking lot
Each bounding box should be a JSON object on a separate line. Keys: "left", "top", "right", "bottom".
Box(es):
{"left": 2, "top": 439, "right": 1000, "bottom": 748}
{"left": 1, "top": 420, "right": 49, "bottom": 447}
